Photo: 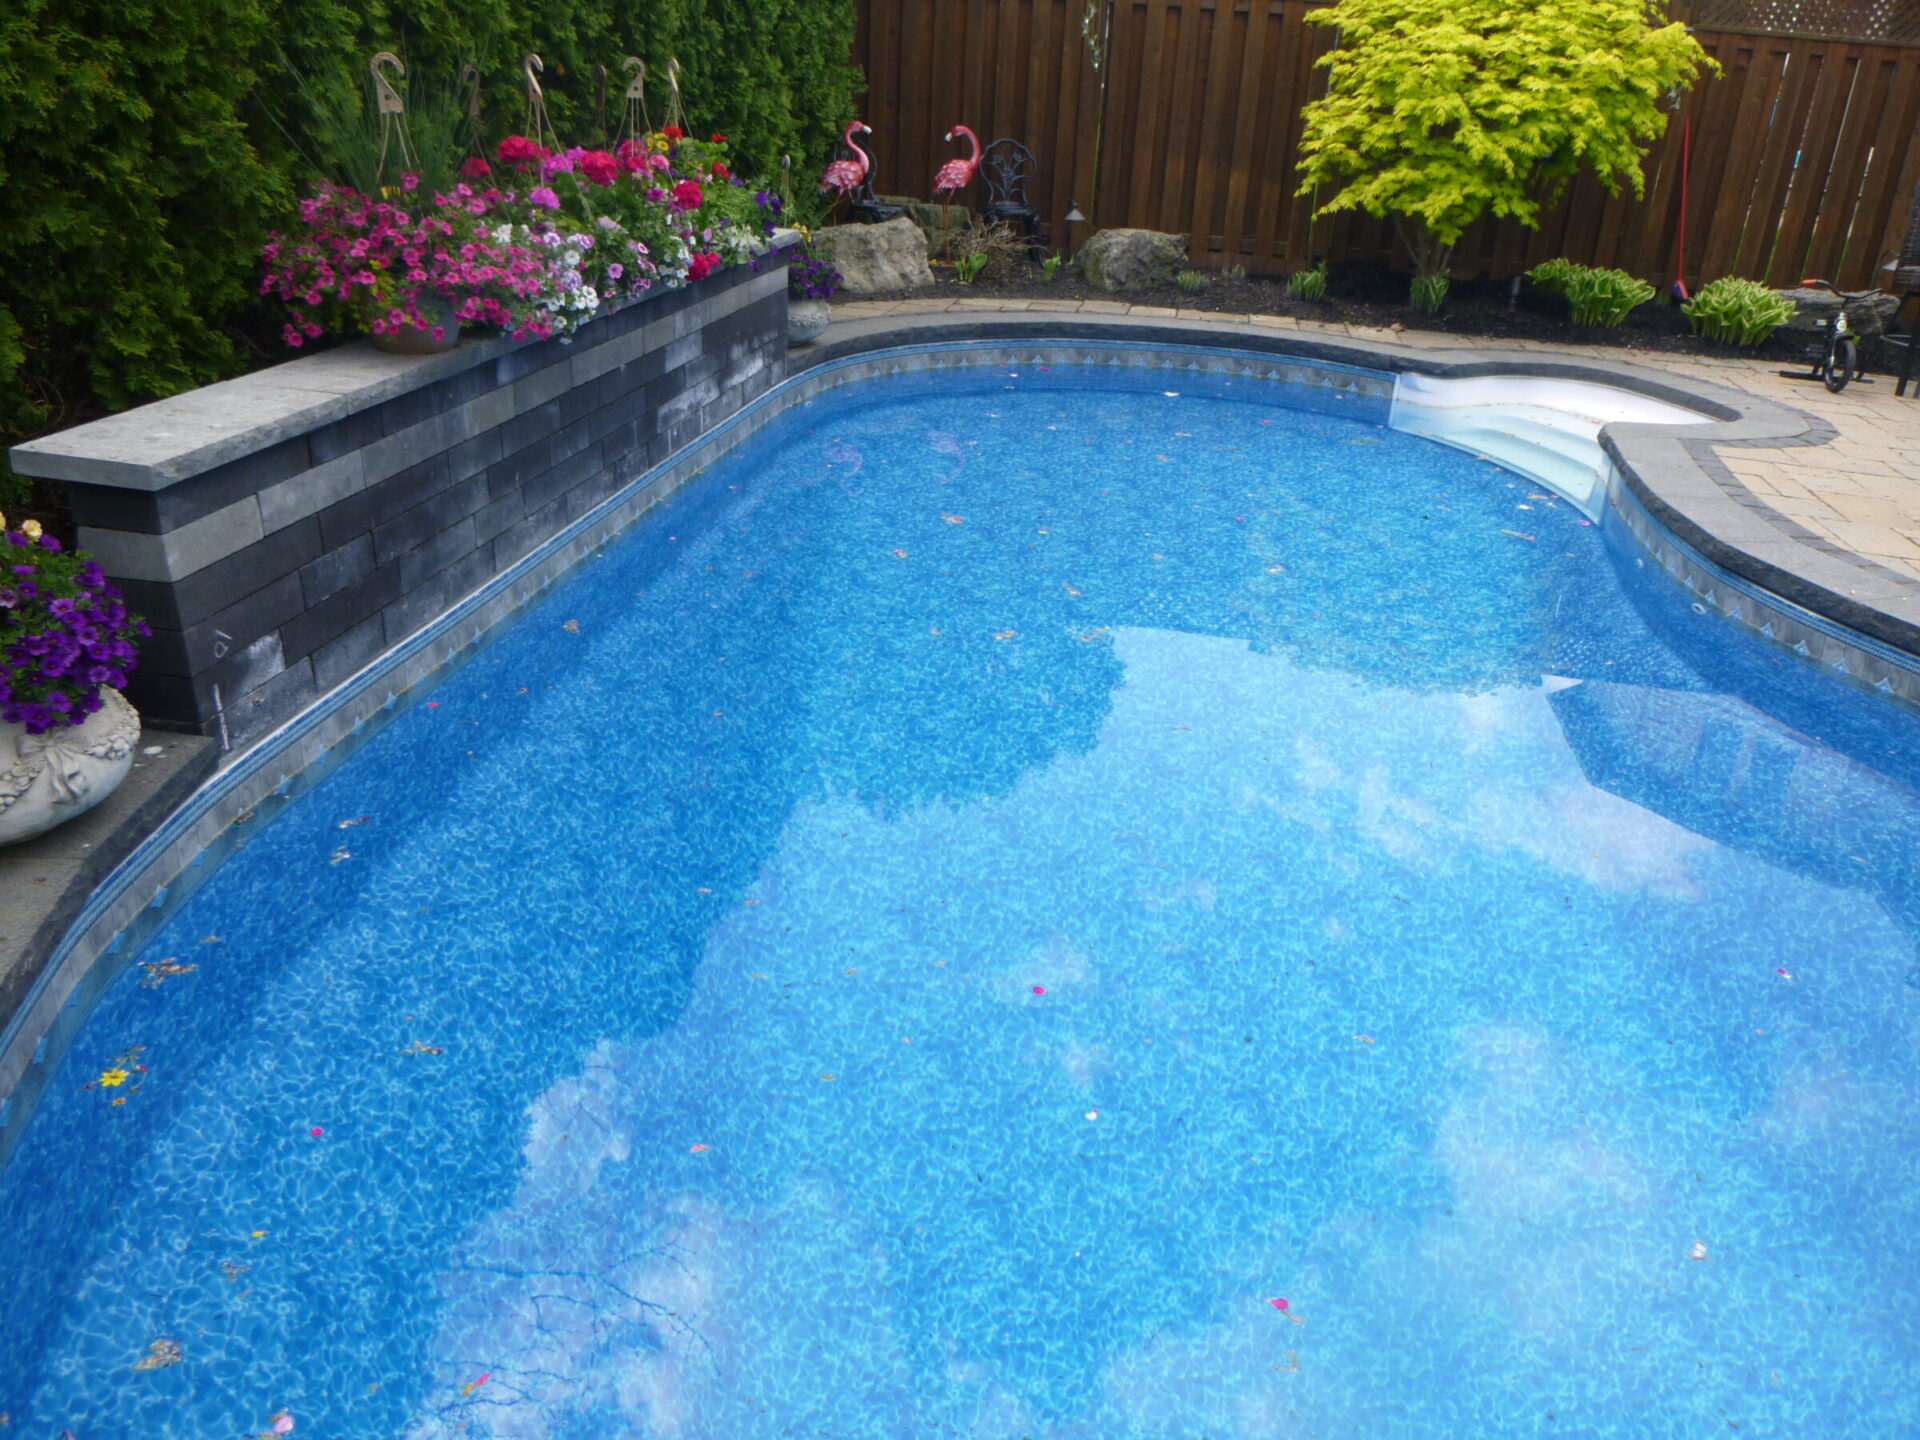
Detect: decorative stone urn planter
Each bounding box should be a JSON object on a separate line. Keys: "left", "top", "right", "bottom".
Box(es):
{"left": 366, "top": 293, "right": 462, "bottom": 355}
{"left": 0, "top": 687, "right": 140, "bottom": 846}
{"left": 788, "top": 298, "right": 831, "bottom": 345}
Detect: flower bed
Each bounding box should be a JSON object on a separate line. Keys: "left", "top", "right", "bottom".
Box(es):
{"left": 262, "top": 127, "right": 784, "bottom": 349}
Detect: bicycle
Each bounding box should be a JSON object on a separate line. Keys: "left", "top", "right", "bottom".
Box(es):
{"left": 1781, "top": 278, "right": 1880, "bottom": 393}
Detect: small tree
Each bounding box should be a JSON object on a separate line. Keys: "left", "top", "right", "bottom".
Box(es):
{"left": 1295, "top": 0, "right": 1716, "bottom": 311}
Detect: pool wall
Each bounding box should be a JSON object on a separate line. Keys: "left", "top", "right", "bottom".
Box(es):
{"left": 4, "top": 319, "right": 1920, "bottom": 1167}
{"left": 9, "top": 252, "right": 793, "bottom": 750}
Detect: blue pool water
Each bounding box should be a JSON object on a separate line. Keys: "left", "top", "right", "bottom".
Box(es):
{"left": 3, "top": 363, "right": 1919, "bottom": 1439}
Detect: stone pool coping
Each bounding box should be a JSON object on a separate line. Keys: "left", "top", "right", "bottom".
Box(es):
{"left": 6, "top": 316, "right": 1919, "bottom": 1165}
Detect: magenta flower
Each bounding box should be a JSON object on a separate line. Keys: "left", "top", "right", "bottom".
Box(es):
{"left": 529, "top": 186, "right": 561, "bottom": 211}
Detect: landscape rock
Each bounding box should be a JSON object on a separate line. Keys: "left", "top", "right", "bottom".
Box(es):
{"left": 1077, "top": 228, "right": 1188, "bottom": 292}
{"left": 1776, "top": 285, "right": 1899, "bottom": 339}
{"left": 816, "top": 217, "right": 934, "bottom": 294}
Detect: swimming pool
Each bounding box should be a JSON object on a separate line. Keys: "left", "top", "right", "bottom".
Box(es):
{"left": 3, "top": 360, "right": 1918, "bottom": 1438}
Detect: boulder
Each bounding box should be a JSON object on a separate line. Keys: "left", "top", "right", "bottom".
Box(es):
{"left": 816, "top": 217, "right": 934, "bottom": 294}
{"left": 1077, "top": 228, "right": 1188, "bottom": 292}
{"left": 1776, "top": 285, "right": 1899, "bottom": 339}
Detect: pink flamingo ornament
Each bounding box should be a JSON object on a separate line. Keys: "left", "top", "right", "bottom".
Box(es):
{"left": 820, "top": 120, "right": 872, "bottom": 196}
{"left": 932, "top": 124, "right": 981, "bottom": 198}
{"left": 932, "top": 124, "right": 981, "bottom": 258}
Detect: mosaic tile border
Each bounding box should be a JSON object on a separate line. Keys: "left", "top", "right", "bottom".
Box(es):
{"left": 1605, "top": 470, "right": 1920, "bottom": 709}
{"left": 776, "top": 338, "right": 1396, "bottom": 423}
{"left": 0, "top": 333, "right": 1907, "bottom": 1165}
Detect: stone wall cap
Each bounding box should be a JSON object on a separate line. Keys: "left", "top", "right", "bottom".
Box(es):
{"left": 8, "top": 230, "right": 800, "bottom": 493}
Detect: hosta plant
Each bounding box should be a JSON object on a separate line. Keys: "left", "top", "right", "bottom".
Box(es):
{"left": 1527, "top": 257, "right": 1581, "bottom": 295}
{"left": 1530, "top": 259, "right": 1655, "bottom": 326}
{"left": 1288, "top": 261, "right": 1329, "bottom": 301}
{"left": 1683, "top": 278, "right": 1796, "bottom": 346}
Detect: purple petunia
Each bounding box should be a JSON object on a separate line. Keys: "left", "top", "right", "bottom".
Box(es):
{"left": 0, "top": 526, "right": 146, "bottom": 732}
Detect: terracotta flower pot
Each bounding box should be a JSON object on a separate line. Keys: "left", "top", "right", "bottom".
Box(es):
{"left": 0, "top": 687, "right": 140, "bottom": 847}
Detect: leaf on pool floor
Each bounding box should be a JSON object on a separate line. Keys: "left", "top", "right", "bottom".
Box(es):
{"left": 461, "top": 1374, "right": 490, "bottom": 1397}
{"left": 329, "top": 848, "right": 353, "bottom": 865}
{"left": 1499, "top": 530, "right": 1536, "bottom": 542}
{"left": 138, "top": 958, "right": 198, "bottom": 989}
{"left": 940, "top": 514, "right": 965, "bottom": 524}
{"left": 820, "top": 1073, "right": 838, "bottom": 1082}
{"left": 337, "top": 817, "right": 370, "bottom": 829}
{"left": 993, "top": 630, "right": 1017, "bottom": 641}
{"left": 893, "top": 549, "right": 908, "bottom": 558}
{"left": 690, "top": 1143, "right": 711, "bottom": 1153}
{"left": 1688, "top": 1241, "right": 1710, "bottom": 1261}
{"left": 562, "top": 619, "right": 581, "bottom": 633}
{"left": 199, "top": 935, "right": 223, "bottom": 945}
{"left": 1354, "top": 1035, "right": 1374, "bottom": 1045}
{"left": 220, "top": 1260, "right": 249, "bottom": 1282}
{"left": 133, "top": 1338, "right": 182, "bottom": 1371}
{"left": 1062, "top": 584, "right": 1080, "bottom": 596}
{"left": 402, "top": 1041, "right": 444, "bottom": 1056}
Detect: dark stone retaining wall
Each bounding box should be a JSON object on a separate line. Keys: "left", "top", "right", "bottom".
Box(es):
{"left": 35, "top": 260, "right": 788, "bottom": 750}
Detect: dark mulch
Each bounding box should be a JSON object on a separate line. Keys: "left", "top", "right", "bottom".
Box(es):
{"left": 856, "top": 255, "right": 1903, "bottom": 374}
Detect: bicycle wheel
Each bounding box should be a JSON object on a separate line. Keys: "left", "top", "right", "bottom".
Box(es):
{"left": 1823, "top": 335, "right": 1857, "bottom": 393}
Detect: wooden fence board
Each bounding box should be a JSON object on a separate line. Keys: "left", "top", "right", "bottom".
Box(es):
{"left": 853, "top": 1, "right": 1920, "bottom": 288}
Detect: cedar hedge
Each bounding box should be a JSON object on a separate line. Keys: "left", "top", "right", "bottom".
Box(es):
{"left": 0, "top": 0, "right": 861, "bottom": 501}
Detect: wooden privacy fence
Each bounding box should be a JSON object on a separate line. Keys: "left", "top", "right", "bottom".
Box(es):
{"left": 852, "top": 0, "right": 1920, "bottom": 290}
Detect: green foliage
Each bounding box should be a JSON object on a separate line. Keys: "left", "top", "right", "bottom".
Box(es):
{"left": 1563, "top": 266, "right": 1655, "bottom": 327}
{"left": 1287, "top": 261, "right": 1328, "bottom": 301}
{"left": 279, "top": 54, "right": 474, "bottom": 200}
{"left": 1527, "top": 257, "right": 1581, "bottom": 295}
{"left": 1222, "top": 264, "right": 1246, "bottom": 281}
{"left": 953, "top": 253, "right": 988, "bottom": 284}
{"left": 1683, "top": 277, "right": 1796, "bottom": 346}
{"left": 1040, "top": 255, "right": 1062, "bottom": 280}
{"left": 0, "top": 0, "right": 861, "bottom": 473}
{"left": 1409, "top": 273, "right": 1449, "bottom": 313}
{"left": 1530, "top": 258, "right": 1655, "bottom": 325}
{"left": 1296, "top": 0, "right": 1716, "bottom": 282}
{"left": 1175, "top": 268, "right": 1209, "bottom": 293}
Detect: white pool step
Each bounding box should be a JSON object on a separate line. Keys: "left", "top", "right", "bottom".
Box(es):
{"left": 1389, "top": 373, "right": 1710, "bottom": 515}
